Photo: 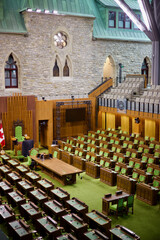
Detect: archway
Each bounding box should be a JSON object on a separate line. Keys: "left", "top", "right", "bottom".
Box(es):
{"left": 103, "top": 55, "right": 116, "bottom": 86}
{"left": 141, "top": 57, "right": 151, "bottom": 86}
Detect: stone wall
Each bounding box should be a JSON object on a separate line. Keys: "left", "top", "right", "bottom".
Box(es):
{"left": 0, "top": 12, "right": 152, "bottom": 99}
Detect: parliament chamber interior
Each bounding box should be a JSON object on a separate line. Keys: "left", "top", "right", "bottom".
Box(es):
{"left": 0, "top": 0, "right": 160, "bottom": 240}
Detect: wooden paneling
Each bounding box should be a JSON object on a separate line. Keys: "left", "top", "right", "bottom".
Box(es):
{"left": 145, "top": 119, "right": 156, "bottom": 138}
{"left": 102, "top": 112, "right": 106, "bottom": 129}
{"left": 121, "top": 115, "right": 129, "bottom": 134}
{"left": 98, "top": 106, "right": 160, "bottom": 140}
{"left": 1, "top": 94, "right": 35, "bottom": 149}
{"left": 106, "top": 113, "right": 115, "bottom": 129}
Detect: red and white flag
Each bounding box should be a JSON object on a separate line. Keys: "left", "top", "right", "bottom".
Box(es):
{"left": 0, "top": 122, "right": 5, "bottom": 148}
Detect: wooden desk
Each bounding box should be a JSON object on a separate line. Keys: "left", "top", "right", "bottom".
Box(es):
{"left": 83, "top": 230, "right": 109, "bottom": 240}
{"left": 56, "top": 233, "right": 78, "bottom": 240}
{"left": 86, "top": 210, "right": 111, "bottom": 238}
{"left": 36, "top": 178, "right": 54, "bottom": 194}
{"left": 35, "top": 216, "right": 61, "bottom": 238}
{"left": 61, "top": 213, "right": 88, "bottom": 239}
{"left": 110, "top": 225, "right": 140, "bottom": 240}
{"left": 136, "top": 182, "right": 159, "bottom": 205}
{"left": 31, "top": 156, "right": 82, "bottom": 185}
{"left": 17, "top": 179, "right": 34, "bottom": 195}
{"left": 117, "top": 175, "right": 136, "bottom": 194}
{"left": 6, "top": 171, "right": 22, "bottom": 186}
{"left": 7, "top": 190, "right": 26, "bottom": 208}
{"left": 66, "top": 197, "right": 88, "bottom": 219}
{"left": 8, "top": 219, "right": 32, "bottom": 240}
{"left": 20, "top": 202, "right": 42, "bottom": 221}
{"left": 61, "top": 151, "right": 73, "bottom": 165}
{"left": 16, "top": 165, "right": 30, "bottom": 177}
{"left": 25, "top": 171, "right": 41, "bottom": 183}
{"left": 0, "top": 204, "right": 15, "bottom": 223}
{"left": 86, "top": 162, "right": 100, "bottom": 178}
{"left": 100, "top": 168, "right": 117, "bottom": 186}
{"left": 7, "top": 159, "right": 20, "bottom": 169}
{"left": 0, "top": 165, "right": 12, "bottom": 178}
{"left": 0, "top": 154, "right": 10, "bottom": 164}
{"left": 50, "top": 187, "right": 70, "bottom": 206}
{"left": 28, "top": 188, "right": 48, "bottom": 206}
{"left": 0, "top": 180, "right": 13, "bottom": 196}
{"left": 44, "top": 199, "right": 67, "bottom": 220}
{"left": 102, "top": 192, "right": 130, "bottom": 215}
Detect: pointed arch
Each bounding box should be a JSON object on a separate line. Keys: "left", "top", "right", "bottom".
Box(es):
{"left": 63, "top": 55, "right": 72, "bottom": 77}
{"left": 103, "top": 55, "right": 116, "bottom": 86}
{"left": 53, "top": 55, "right": 61, "bottom": 77}
{"left": 4, "top": 53, "right": 18, "bottom": 88}
{"left": 141, "top": 56, "right": 151, "bottom": 85}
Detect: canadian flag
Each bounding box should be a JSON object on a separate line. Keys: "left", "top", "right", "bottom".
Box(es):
{"left": 0, "top": 122, "right": 5, "bottom": 148}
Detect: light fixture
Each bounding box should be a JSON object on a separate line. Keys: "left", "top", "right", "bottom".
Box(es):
{"left": 36, "top": 9, "right": 41, "bottom": 13}
{"left": 27, "top": 8, "right": 32, "bottom": 12}
{"left": 53, "top": 10, "right": 58, "bottom": 14}
{"left": 45, "top": 10, "right": 50, "bottom": 14}
{"left": 114, "top": 0, "right": 146, "bottom": 31}
{"left": 137, "top": 0, "right": 151, "bottom": 31}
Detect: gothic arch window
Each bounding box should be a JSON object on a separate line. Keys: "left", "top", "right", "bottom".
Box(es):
{"left": 5, "top": 54, "right": 18, "bottom": 88}
{"left": 63, "top": 59, "right": 69, "bottom": 77}
{"left": 53, "top": 59, "right": 59, "bottom": 76}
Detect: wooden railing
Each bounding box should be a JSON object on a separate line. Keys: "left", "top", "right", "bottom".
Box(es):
{"left": 88, "top": 78, "right": 113, "bottom": 98}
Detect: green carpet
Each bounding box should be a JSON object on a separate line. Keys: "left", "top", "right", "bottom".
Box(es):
{"left": 37, "top": 170, "right": 160, "bottom": 240}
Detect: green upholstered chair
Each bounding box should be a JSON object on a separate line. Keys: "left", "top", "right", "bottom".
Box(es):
{"left": 120, "top": 167, "right": 127, "bottom": 175}
{"left": 153, "top": 169, "right": 160, "bottom": 177}
{"left": 64, "top": 145, "right": 68, "bottom": 151}
{"left": 153, "top": 179, "right": 160, "bottom": 188}
{"left": 113, "top": 155, "right": 118, "bottom": 161}
{"left": 118, "top": 157, "right": 123, "bottom": 163}
{"left": 138, "top": 174, "right": 146, "bottom": 183}
{"left": 120, "top": 135, "right": 125, "bottom": 140}
{"left": 74, "top": 149, "right": 79, "bottom": 156}
{"left": 110, "top": 198, "right": 124, "bottom": 217}
{"left": 99, "top": 150, "right": 104, "bottom": 156}
{"left": 144, "top": 148, "right": 149, "bottom": 154}
{"left": 123, "top": 195, "right": 134, "bottom": 214}
{"left": 99, "top": 159, "right": 105, "bottom": 166}
{"left": 126, "top": 151, "right": 131, "bottom": 157}
{"left": 115, "top": 165, "right": 120, "bottom": 173}
{"left": 91, "top": 140, "right": 96, "bottom": 145}
{"left": 155, "top": 144, "right": 160, "bottom": 150}
{"left": 15, "top": 126, "right": 24, "bottom": 142}
{"left": 148, "top": 157, "right": 154, "bottom": 164}
{"left": 86, "top": 154, "right": 90, "bottom": 161}
{"left": 97, "top": 129, "right": 101, "bottom": 134}
{"left": 128, "top": 144, "right": 133, "bottom": 149}
{"left": 87, "top": 138, "right": 91, "bottom": 143}
{"left": 122, "top": 142, "right": 128, "bottom": 148}
{"left": 134, "top": 162, "right": 140, "bottom": 169}
{"left": 98, "top": 136, "right": 102, "bottom": 140}
{"left": 104, "top": 161, "right": 110, "bottom": 168}
{"left": 91, "top": 156, "right": 95, "bottom": 162}
{"left": 138, "top": 146, "right": 143, "bottom": 153}
{"left": 131, "top": 152, "right": 137, "bottom": 158}
{"left": 125, "top": 137, "right": 130, "bottom": 141}
{"left": 129, "top": 160, "right": 134, "bottom": 167}
{"left": 103, "top": 143, "right": 108, "bottom": 149}
{"left": 146, "top": 166, "right": 153, "bottom": 174}
{"left": 132, "top": 171, "right": 138, "bottom": 180}
{"left": 53, "top": 151, "right": 58, "bottom": 158}
{"left": 99, "top": 142, "right": 103, "bottom": 148}
{"left": 150, "top": 137, "right": 155, "bottom": 141}
{"left": 116, "top": 148, "right": 121, "bottom": 153}
{"left": 103, "top": 152, "right": 109, "bottom": 157}
{"left": 78, "top": 151, "right": 83, "bottom": 157}
{"left": 141, "top": 155, "right": 148, "bottom": 163}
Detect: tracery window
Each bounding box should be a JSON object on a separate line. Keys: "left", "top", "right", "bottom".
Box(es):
{"left": 5, "top": 54, "right": 18, "bottom": 88}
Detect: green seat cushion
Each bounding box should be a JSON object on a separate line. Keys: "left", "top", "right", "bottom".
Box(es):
{"left": 80, "top": 144, "right": 84, "bottom": 148}
{"left": 132, "top": 172, "right": 138, "bottom": 179}
{"left": 91, "top": 156, "right": 95, "bottom": 162}
{"left": 131, "top": 153, "right": 136, "bottom": 158}
{"left": 121, "top": 168, "right": 126, "bottom": 175}
{"left": 118, "top": 157, "right": 123, "bottom": 163}
{"left": 128, "top": 144, "right": 133, "bottom": 149}
{"left": 126, "top": 151, "right": 130, "bottom": 157}
{"left": 100, "top": 159, "right": 104, "bottom": 166}
{"left": 139, "top": 175, "right": 146, "bottom": 182}
{"left": 148, "top": 158, "right": 154, "bottom": 164}
{"left": 99, "top": 150, "right": 103, "bottom": 156}
{"left": 144, "top": 149, "right": 149, "bottom": 153}
{"left": 115, "top": 165, "right": 120, "bottom": 172}
{"left": 104, "top": 152, "right": 108, "bottom": 157}
{"left": 75, "top": 150, "right": 78, "bottom": 155}
{"left": 113, "top": 155, "right": 117, "bottom": 161}
{"left": 123, "top": 143, "right": 127, "bottom": 148}
{"left": 142, "top": 156, "right": 147, "bottom": 162}
{"left": 153, "top": 180, "right": 159, "bottom": 188}
{"left": 87, "top": 139, "right": 91, "bottom": 143}
{"left": 134, "top": 163, "right": 140, "bottom": 169}
{"left": 86, "top": 154, "right": 90, "bottom": 160}
{"left": 68, "top": 147, "right": 71, "bottom": 152}
{"left": 105, "top": 161, "right": 110, "bottom": 168}
{"left": 91, "top": 148, "right": 95, "bottom": 153}
{"left": 64, "top": 146, "right": 68, "bottom": 151}
{"left": 147, "top": 167, "right": 153, "bottom": 173}
{"left": 53, "top": 151, "right": 58, "bottom": 158}
{"left": 154, "top": 169, "right": 160, "bottom": 176}
{"left": 129, "top": 161, "right": 134, "bottom": 167}
{"left": 79, "top": 151, "right": 82, "bottom": 157}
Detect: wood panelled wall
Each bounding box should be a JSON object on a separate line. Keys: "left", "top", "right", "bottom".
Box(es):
{"left": 98, "top": 106, "right": 160, "bottom": 141}
{"left": 1, "top": 94, "right": 36, "bottom": 149}
{"left": 36, "top": 97, "right": 96, "bottom": 147}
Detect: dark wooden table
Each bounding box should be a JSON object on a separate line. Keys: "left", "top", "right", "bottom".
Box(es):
{"left": 7, "top": 190, "right": 26, "bottom": 207}
{"left": 31, "top": 156, "right": 82, "bottom": 185}
{"left": 35, "top": 216, "right": 61, "bottom": 238}
{"left": 25, "top": 171, "right": 41, "bottom": 183}
{"left": 66, "top": 197, "right": 88, "bottom": 219}
{"left": 36, "top": 178, "right": 54, "bottom": 194}
{"left": 0, "top": 204, "right": 15, "bottom": 223}
{"left": 8, "top": 219, "right": 33, "bottom": 240}
{"left": 15, "top": 165, "right": 30, "bottom": 177}
{"left": 28, "top": 188, "right": 48, "bottom": 206}
{"left": 6, "top": 171, "right": 22, "bottom": 186}
{"left": 17, "top": 179, "right": 34, "bottom": 195}
{"left": 61, "top": 213, "right": 88, "bottom": 240}
{"left": 102, "top": 191, "right": 130, "bottom": 215}
{"left": 110, "top": 225, "right": 140, "bottom": 240}
{"left": 83, "top": 229, "right": 109, "bottom": 240}
{"left": 44, "top": 199, "right": 67, "bottom": 220}
{"left": 117, "top": 175, "right": 136, "bottom": 194}
{"left": 0, "top": 180, "right": 13, "bottom": 195}
{"left": 86, "top": 210, "right": 111, "bottom": 238}
{"left": 20, "top": 201, "right": 42, "bottom": 221}
{"left": 50, "top": 187, "right": 70, "bottom": 206}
